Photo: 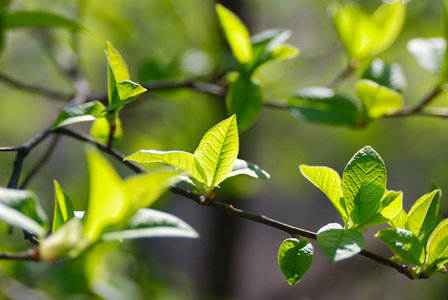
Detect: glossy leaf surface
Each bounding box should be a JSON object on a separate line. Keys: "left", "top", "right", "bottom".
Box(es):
{"left": 278, "top": 238, "right": 313, "bottom": 285}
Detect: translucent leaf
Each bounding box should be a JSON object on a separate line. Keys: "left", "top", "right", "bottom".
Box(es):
{"left": 356, "top": 79, "right": 403, "bottom": 119}
{"left": 225, "top": 74, "right": 263, "bottom": 131}
{"left": 390, "top": 209, "right": 408, "bottom": 229}
{"left": 194, "top": 115, "right": 239, "bottom": 187}
{"left": 329, "top": 1, "right": 405, "bottom": 60}
{"left": 406, "top": 189, "right": 441, "bottom": 247}
{"left": 342, "top": 146, "right": 387, "bottom": 228}
{"left": 287, "top": 87, "right": 358, "bottom": 126}
{"left": 89, "top": 117, "right": 123, "bottom": 147}
{"left": 52, "top": 101, "right": 106, "bottom": 129}
{"left": 278, "top": 237, "right": 313, "bottom": 285}
{"left": 4, "top": 11, "right": 83, "bottom": 30}
{"left": 426, "top": 218, "right": 448, "bottom": 268}
{"left": 105, "top": 42, "right": 130, "bottom": 107}
{"left": 125, "top": 150, "right": 206, "bottom": 185}
{"left": 103, "top": 80, "right": 147, "bottom": 113}
{"left": 376, "top": 228, "right": 425, "bottom": 266}
{"left": 227, "top": 158, "right": 270, "bottom": 179}
{"left": 215, "top": 4, "right": 253, "bottom": 71}
{"left": 362, "top": 59, "right": 407, "bottom": 93}
{"left": 0, "top": 202, "right": 46, "bottom": 237}
{"left": 52, "top": 180, "right": 75, "bottom": 233}
{"left": 269, "top": 44, "right": 299, "bottom": 61}
{"left": 102, "top": 208, "right": 198, "bottom": 241}
{"left": 299, "top": 165, "right": 347, "bottom": 223}
{"left": 407, "top": 38, "right": 446, "bottom": 75}
{"left": 360, "top": 190, "right": 403, "bottom": 228}
{"left": 0, "top": 187, "right": 48, "bottom": 231}
{"left": 317, "top": 223, "right": 364, "bottom": 263}
{"left": 84, "top": 147, "right": 126, "bottom": 242}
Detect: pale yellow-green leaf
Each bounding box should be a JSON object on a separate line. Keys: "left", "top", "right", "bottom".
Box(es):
{"left": 426, "top": 218, "right": 448, "bottom": 268}
{"left": 356, "top": 79, "right": 403, "bottom": 118}
{"left": 52, "top": 180, "right": 75, "bottom": 232}
{"left": 90, "top": 117, "right": 123, "bottom": 147}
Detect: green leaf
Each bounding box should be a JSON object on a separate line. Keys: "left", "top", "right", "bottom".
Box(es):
{"left": 101, "top": 208, "right": 198, "bottom": 241}
{"left": 426, "top": 218, "right": 448, "bottom": 268}
{"left": 278, "top": 237, "right": 313, "bottom": 285}
{"left": 215, "top": 4, "right": 253, "bottom": 72}
{"left": 52, "top": 180, "right": 75, "bottom": 233}
{"left": 106, "top": 41, "right": 130, "bottom": 107}
{"left": 299, "top": 165, "right": 347, "bottom": 223}
{"left": 52, "top": 101, "right": 106, "bottom": 129}
{"left": 376, "top": 228, "right": 425, "bottom": 266}
{"left": 225, "top": 74, "right": 263, "bottom": 131}
{"left": 0, "top": 187, "right": 48, "bottom": 232}
{"left": 406, "top": 189, "right": 442, "bottom": 247}
{"left": 360, "top": 190, "right": 403, "bottom": 228}
{"left": 103, "top": 80, "right": 147, "bottom": 113}
{"left": 89, "top": 117, "right": 123, "bottom": 147}
{"left": 84, "top": 146, "right": 126, "bottom": 242}
{"left": 0, "top": 202, "right": 46, "bottom": 237}
{"left": 4, "top": 11, "right": 83, "bottom": 30}
{"left": 125, "top": 150, "right": 205, "bottom": 185}
{"left": 329, "top": 1, "right": 405, "bottom": 60}
{"left": 407, "top": 38, "right": 446, "bottom": 75}
{"left": 342, "top": 146, "right": 387, "bottom": 228}
{"left": 227, "top": 158, "right": 270, "bottom": 179}
{"left": 317, "top": 223, "right": 364, "bottom": 263}
{"left": 362, "top": 59, "right": 407, "bottom": 93}
{"left": 194, "top": 115, "right": 239, "bottom": 187}
{"left": 356, "top": 79, "right": 403, "bottom": 119}
{"left": 287, "top": 87, "right": 358, "bottom": 126}
{"left": 269, "top": 44, "right": 299, "bottom": 61}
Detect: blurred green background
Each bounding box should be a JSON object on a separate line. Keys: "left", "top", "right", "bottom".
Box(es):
{"left": 1, "top": 0, "right": 448, "bottom": 299}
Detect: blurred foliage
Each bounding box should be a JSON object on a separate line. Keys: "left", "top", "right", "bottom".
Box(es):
{"left": 1, "top": 0, "right": 448, "bottom": 299}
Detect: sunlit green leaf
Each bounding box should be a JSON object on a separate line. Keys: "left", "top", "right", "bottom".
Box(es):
{"left": 300, "top": 165, "right": 347, "bottom": 223}
{"left": 360, "top": 190, "right": 403, "bottom": 228}
{"left": 287, "top": 87, "right": 358, "bottom": 126}
{"left": 278, "top": 237, "right": 313, "bottom": 285}
{"left": 52, "top": 180, "right": 75, "bottom": 233}
{"left": 407, "top": 189, "right": 442, "bottom": 247}
{"left": 407, "top": 38, "right": 446, "bottom": 75}
{"left": 362, "top": 59, "right": 407, "bottom": 93}
{"left": 356, "top": 79, "right": 403, "bottom": 119}
{"left": 227, "top": 158, "right": 270, "bottom": 179}
{"left": 194, "top": 115, "right": 239, "bottom": 187}
{"left": 376, "top": 228, "right": 425, "bottom": 266}
{"left": 89, "top": 117, "right": 123, "bottom": 147}
{"left": 342, "top": 146, "right": 386, "bottom": 228}
{"left": 269, "top": 44, "right": 299, "bottom": 61}
{"left": 106, "top": 41, "right": 130, "bottom": 107}
{"left": 317, "top": 223, "right": 364, "bottom": 263}
{"left": 215, "top": 4, "right": 253, "bottom": 71}
{"left": 390, "top": 209, "right": 408, "bottom": 229}
{"left": 226, "top": 74, "right": 263, "bottom": 131}
{"left": 0, "top": 187, "right": 48, "bottom": 232}
{"left": 52, "top": 101, "right": 106, "bottom": 129}
{"left": 103, "top": 80, "right": 147, "bottom": 113}
{"left": 426, "top": 218, "right": 448, "bottom": 268}
{"left": 0, "top": 202, "right": 46, "bottom": 237}
{"left": 102, "top": 208, "right": 198, "bottom": 241}
{"left": 4, "top": 11, "right": 83, "bottom": 30}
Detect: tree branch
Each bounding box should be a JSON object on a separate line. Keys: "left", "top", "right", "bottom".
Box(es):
{"left": 387, "top": 85, "right": 443, "bottom": 117}
{"left": 0, "top": 251, "right": 38, "bottom": 261}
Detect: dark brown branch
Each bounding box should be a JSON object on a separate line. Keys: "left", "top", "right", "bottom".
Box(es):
{"left": 0, "top": 251, "right": 38, "bottom": 261}
{"left": 0, "top": 73, "right": 72, "bottom": 101}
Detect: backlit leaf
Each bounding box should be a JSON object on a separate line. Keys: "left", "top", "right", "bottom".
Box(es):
{"left": 360, "top": 190, "right": 403, "bottom": 228}
{"left": 278, "top": 238, "right": 313, "bottom": 285}
{"left": 227, "top": 158, "right": 270, "bottom": 179}
{"left": 52, "top": 101, "right": 106, "bottom": 129}
{"left": 52, "top": 180, "right": 75, "bottom": 233}
{"left": 362, "top": 59, "right": 406, "bottom": 93}
{"left": 106, "top": 41, "right": 130, "bottom": 107}
{"left": 4, "top": 11, "right": 83, "bottom": 30}
{"left": 426, "top": 218, "right": 448, "bottom": 268}
{"left": 89, "top": 117, "right": 123, "bottom": 147}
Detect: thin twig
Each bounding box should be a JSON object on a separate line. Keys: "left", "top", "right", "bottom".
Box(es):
{"left": 387, "top": 86, "right": 443, "bottom": 117}
{"left": 0, "top": 73, "right": 72, "bottom": 101}
{"left": 325, "top": 65, "right": 355, "bottom": 89}
{"left": 0, "top": 251, "right": 38, "bottom": 261}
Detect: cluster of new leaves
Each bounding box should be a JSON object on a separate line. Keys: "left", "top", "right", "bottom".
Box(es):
{"left": 278, "top": 146, "right": 448, "bottom": 284}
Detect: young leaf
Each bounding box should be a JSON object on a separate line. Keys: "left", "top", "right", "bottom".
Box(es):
{"left": 342, "top": 146, "right": 386, "bottom": 228}
{"left": 225, "top": 74, "right": 263, "bottom": 131}
{"left": 269, "top": 44, "right": 299, "bottom": 61}
{"left": 317, "top": 223, "right": 364, "bottom": 263}
{"left": 101, "top": 208, "right": 198, "bottom": 241}
{"left": 407, "top": 38, "right": 446, "bottom": 75}
{"left": 90, "top": 117, "right": 123, "bottom": 147}
{"left": 278, "top": 238, "right": 313, "bottom": 285}
{"left": 102, "top": 80, "right": 147, "bottom": 113}
{"left": 390, "top": 209, "right": 408, "bottom": 229}
{"left": 360, "top": 190, "right": 403, "bottom": 228}
{"left": 52, "top": 101, "right": 106, "bottom": 129}
{"left": 356, "top": 79, "right": 403, "bottom": 119}
{"left": 287, "top": 87, "right": 358, "bottom": 126}
{"left": 425, "top": 218, "right": 448, "bottom": 268}
{"left": 84, "top": 147, "right": 126, "bottom": 242}
{"left": 0, "top": 187, "right": 48, "bottom": 231}
{"left": 106, "top": 41, "right": 130, "bottom": 107}
{"left": 52, "top": 180, "right": 75, "bottom": 233}
{"left": 299, "top": 165, "right": 347, "bottom": 223}
{"left": 215, "top": 4, "right": 253, "bottom": 72}
{"left": 227, "top": 158, "right": 270, "bottom": 179}
{"left": 194, "top": 114, "right": 239, "bottom": 187}
{"left": 406, "top": 189, "right": 442, "bottom": 247}
{"left": 362, "top": 59, "right": 407, "bottom": 93}
{"left": 376, "top": 228, "right": 425, "bottom": 266}
{"left": 4, "top": 11, "right": 83, "bottom": 30}
{"left": 0, "top": 202, "right": 46, "bottom": 237}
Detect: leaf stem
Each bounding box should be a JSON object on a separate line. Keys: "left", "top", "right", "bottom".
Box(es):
{"left": 325, "top": 65, "right": 355, "bottom": 89}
